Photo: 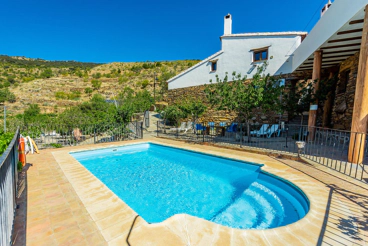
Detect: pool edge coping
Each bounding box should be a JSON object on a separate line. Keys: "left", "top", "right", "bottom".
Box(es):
{"left": 51, "top": 139, "right": 330, "bottom": 245}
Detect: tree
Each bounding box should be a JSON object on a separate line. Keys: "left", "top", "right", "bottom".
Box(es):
{"left": 161, "top": 105, "right": 186, "bottom": 128}
{"left": 178, "top": 98, "right": 206, "bottom": 125}
{"left": 23, "top": 104, "right": 41, "bottom": 123}
{"left": 204, "top": 64, "right": 282, "bottom": 141}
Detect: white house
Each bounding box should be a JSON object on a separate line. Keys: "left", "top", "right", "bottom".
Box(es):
{"left": 168, "top": 14, "right": 307, "bottom": 90}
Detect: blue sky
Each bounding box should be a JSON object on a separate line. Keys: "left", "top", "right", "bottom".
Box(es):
{"left": 1, "top": 0, "right": 329, "bottom": 63}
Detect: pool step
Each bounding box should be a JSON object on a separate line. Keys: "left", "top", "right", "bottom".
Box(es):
{"left": 211, "top": 182, "right": 285, "bottom": 229}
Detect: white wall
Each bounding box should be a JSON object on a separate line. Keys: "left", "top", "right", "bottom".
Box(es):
{"left": 168, "top": 35, "right": 301, "bottom": 90}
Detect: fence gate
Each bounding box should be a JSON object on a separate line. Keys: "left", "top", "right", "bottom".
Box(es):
{"left": 144, "top": 110, "right": 150, "bottom": 128}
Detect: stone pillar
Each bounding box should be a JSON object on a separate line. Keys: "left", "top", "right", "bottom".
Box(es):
{"left": 308, "top": 50, "right": 322, "bottom": 141}
{"left": 348, "top": 5, "right": 368, "bottom": 164}
{"left": 322, "top": 69, "right": 337, "bottom": 127}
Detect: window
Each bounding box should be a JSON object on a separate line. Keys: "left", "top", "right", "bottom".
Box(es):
{"left": 210, "top": 61, "right": 217, "bottom": 72}
{"left": 253, "top": 48, "right": 268, "bottom": 62}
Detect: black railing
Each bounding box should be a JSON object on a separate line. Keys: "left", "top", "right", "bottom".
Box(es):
{"left": 0, "top": 129, "right": 19, "bottom": 246}
{"left": 157, "top": 122, "right": 367, "bottom": 182}
{"left": 12, "top": 122, "right": 143, "bottom": 149}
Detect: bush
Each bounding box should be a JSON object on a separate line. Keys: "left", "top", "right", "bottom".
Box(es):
{"left": 118, "top": 76, "right": 128, "bottom": 84}
{"left": 22, "top": 76, "right": 35, "bottom": 82}
{"left": 40, "top": 68, "right": 53, "bottom": 78}
{"left": 84, "top": 87, "right": 93, "bottom": 95}
{"left": 140, "top": 79, "right": 149, "bottom": 89}
{"left": 91, "top": 79, "right": 102, "bottom": 91}
{"left": 55, "top": 91, "right": 67, "bottom": 100}
{"left": 0, "top": 88, "right": 16, "bottom": 103}
{"left": 130, "top": 65, "right": 142, "bottom": 73}
{"left": 17, "top": 161, "right": 23, "bottom": 172}
{"left": 50, "top": 143, "right": 63, "bottom": 148}
{"left": 92, "top": 72, "right": 101, "bottom": 79}
{"left": 7, "top": 75, "right": 16, "bottom": 84}
{"left": 55, "top": 91, "right": 81, "bottom": 100}
{"left": 0, "top": 132, "right": 14, "bottom": 155}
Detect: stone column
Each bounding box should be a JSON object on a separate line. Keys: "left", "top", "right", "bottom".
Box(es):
{"left": 322, "top": 69, "right": 337, "bottom": 127}
{"left": 308, "top": 50, "right": 322, "bottom": 141}
{"left": 348, "top": 5, "right": 368, "bottom": 164}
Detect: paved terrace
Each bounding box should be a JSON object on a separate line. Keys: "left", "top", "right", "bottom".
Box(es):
{"left": 13, "top": 138, "right": 368, "bottom": 245}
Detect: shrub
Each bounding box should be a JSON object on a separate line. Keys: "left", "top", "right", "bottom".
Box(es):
{"left": 17, "top": 161, "right": 23, "bottom": 172}
{"left": 40, "top": 68, "right": 53, "bottom": 78}
{"left": 91, "top": 79, "right": 102, "bottom": 91}
{"left": 50, "top": 143, "right": 63, "bottom": 148}
{"left": 140, "top": 79, "right": 149, "bottom": 89}
{"left": 7, "top": 75, "right": 16, "bottom": 84}
{"left": 22, "top": 76, "right": 35, "bottom": 82}
{"left": 92, "top": 72, "right": 101, "bottom": 79}
{"left": 84, "top": 87, "right": 93, "bottom": 95}
{"left": 55, "top": 91, "right": 67, "bottom": 100}
{"left": 118, "top": 76, "right": 128, "bottom": 84}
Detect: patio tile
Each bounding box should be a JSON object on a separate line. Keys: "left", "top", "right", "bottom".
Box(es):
{"left": 20, "top": 138, "right": 368, "bottom": 246}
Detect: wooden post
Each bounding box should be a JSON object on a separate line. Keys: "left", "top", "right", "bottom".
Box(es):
{"left": 348, "top": 5, "right": 368, "bottom": 164}
{"left": 308, "top": 50, "right": 322, "bottom": 141}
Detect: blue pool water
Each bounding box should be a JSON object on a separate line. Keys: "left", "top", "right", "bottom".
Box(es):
{"left": 71, "top": 143, "right": 309, "bottom": 229}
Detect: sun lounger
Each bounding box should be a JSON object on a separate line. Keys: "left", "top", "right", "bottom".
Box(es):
{"left": 250, "top": 124, "right": 269, "bottom": 136}
{"left": 266, "top": 124, "right": 279, "bottom": 138}
{"left": 170, "top": 122, "right": 187, "bottom": 132}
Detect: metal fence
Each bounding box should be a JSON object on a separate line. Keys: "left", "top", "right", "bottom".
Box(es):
{"left": 0, "top": 129, "right": 19, "bottom": 246}
{"left": 157, "top": 122, "right": 368, "bottom": 182}
{"left": 15, "top": 121, "right": 143, "bottom": 149}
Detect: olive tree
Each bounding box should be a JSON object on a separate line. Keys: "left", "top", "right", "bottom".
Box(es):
{"left": 204, "top": 64, "right": 283, "bottom": 142}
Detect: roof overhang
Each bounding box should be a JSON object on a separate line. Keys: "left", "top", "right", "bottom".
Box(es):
{"left": 292, "top": 0, "right": 367, "bottom": 72}
{"left": 220, "top": 32, "right": 307, "bottom": 40}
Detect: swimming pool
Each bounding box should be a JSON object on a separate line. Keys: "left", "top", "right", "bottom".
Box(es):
{"left": 71, "top": 143, "right": 309, "bottom": 229}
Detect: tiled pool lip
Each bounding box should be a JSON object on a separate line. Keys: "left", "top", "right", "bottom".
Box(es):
{"left": 53, "top": 139, "right": 330, "bottom": 245}
{"left": 69, "top": 141, "right": 265, "bottom": 168}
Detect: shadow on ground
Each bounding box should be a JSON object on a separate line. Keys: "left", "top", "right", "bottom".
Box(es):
{"left": 271, "top": 156, "right": 368, "bottom": 245}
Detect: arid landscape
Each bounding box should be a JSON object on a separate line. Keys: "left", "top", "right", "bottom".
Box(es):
{"left": 0, "top": 55, "right": 199, "bottom": 116}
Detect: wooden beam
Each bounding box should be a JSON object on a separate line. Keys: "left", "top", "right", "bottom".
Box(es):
{"left": 304, "top": 58, "right": 346, "bottom": 64}
{"left": 324, "top": 54, "right": 353, "bottom": 59}
{"left": 328, "top": 36, "right": 362, "bottom": 43}
{"left": 349, "top": 19, "right": 364, "bottom": 25}
{"left": 337, "top": 28, "right": 363, "bottom": 35}
{"left": 323, "top": 48, "right": 360, "bottom": 55}
{"left": 321, "top": 43, "right": 361, "bottom": 50}
{"left": 349, "top": 5, "right": 368, "bottom": 164}
{"left": 308, "top": 50, "right": 322, "bottom": 141}
{"left": 308, "top": 54, "right": 351, "bottom": 60}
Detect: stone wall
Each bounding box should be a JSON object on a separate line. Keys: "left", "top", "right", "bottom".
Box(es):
{"left": 331, "top": 52, "right": 359, "bottom": 130}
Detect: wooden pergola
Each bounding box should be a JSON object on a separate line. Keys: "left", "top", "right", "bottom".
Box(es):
{"left": 294, "top": 4, "right": 367, "bottom": 164}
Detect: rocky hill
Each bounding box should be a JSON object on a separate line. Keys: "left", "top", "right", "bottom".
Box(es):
{"left": 0, "top": 55, "right": 199, "bottom": 116}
